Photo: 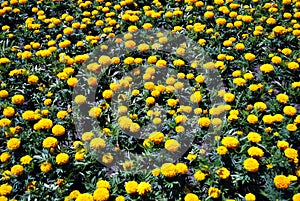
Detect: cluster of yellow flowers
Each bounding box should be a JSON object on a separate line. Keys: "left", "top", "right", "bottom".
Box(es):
{"left": 0, "top": 0, "right": 300, "bottom": 200}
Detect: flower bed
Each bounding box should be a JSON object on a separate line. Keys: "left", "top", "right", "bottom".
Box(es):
{"left": 0, "top": 0, "right": 300, "bottom": 200}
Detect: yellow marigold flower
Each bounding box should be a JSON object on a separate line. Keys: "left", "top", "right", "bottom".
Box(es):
{"left": 195, "top": 75, "right": 205, "bottom": 84}
{"left": 44, "top": 99, "right": 52, "bottom": 106}
{"left": 161, "top": 163, "right": 177, "bottom": 177}
{"left": 247, "top": 132, "right": 261, "bottom": 143}
{"left": 102, "top": 90, "right": 113, "bottom": 99}
{"left": 245, "top": 193, "right": 256, "bottom": 201}
{"left": 128, "top": 25, "right": 138, "bottom": 33}
{"left": 190, "top": 91, "right": 202, "bottom": 103}
{"left": 0, "top": 183, "right": 12, "bottom": 196}
{"left": 51, "top": 124, "right": 65, "bottom": 136}
{"left": 67, "top": 77, "right": 78, "bottom": 87}
{"left": 242, "top": 15, "right": 253, "bottom": 22}
{"left": 0, "top": 118, "right": 11, "bottom": 128}
{"left": 271, "top": 56, "right": 282, "bottom": 65}
{"left": 165, "top": 139, "right": 180, "bottom": 152}
{"left": 224, "top": 93, "right": 235, "bottom": 102}
{"left": 69, "top": 190, "right": 80, "bottom": 199}
{"left": 156, "top": 59, "right": 167, "bottom": 68}
{"left": 232, "top": 70, "right": 242, "bottom": 77}
{"left": 11, "top": 94, "right": 24, "bottom": 104}
{"left": 262, "top": 115, "right": 274, "bottom": 124}
{"left": 145, "top": 97, "right": 155, "bottom": 106}
{"left": 187, "top": 153, "right": 197, "bottom": 161}
{"left": 208, "top": 187, "right": 221, "bottom": 198}
{"left": 233, "top": 78, "right": 246, "bottom": 86}
{"left": 148, "top": 132, "right": 164, "bottom": 144}
{"left": 76, "top": 193, "right": 93, "bottom": 201}
{"left": 244, "top": 158, "right": 259, "bottom": 172}
{"left": 184, "top": 193, "right": 200, "bottom": 201}
{"left": 21, "top": 51, "right": 33, "bottom": 59}
{"left": 288, "top": 175, "right": 297, "bottom": 182}
{"left": 217, "top": 167, "right": 230, "bottom": 179}
{"left": 0, "top": 58, "right": 10, "bottom": 64}
{"left": 90, "top": 138, "right": 106, "bottom": 149}
{"left": 294, "top": 115, "right": 300, "bottom": 124}
{"left": 216, "top": 146, "right": 228, "bottom": 155}
{"left": 7, "top": 138, "right": 20, "bottom": 150}
{"left": 93, "top": 188, "right": 109, "bottom": 201}
{"left": 63, "top": 27, "right": 73, "bottom": 35}
{"left": 175, "top": 163, "right": 188, "bottom": 174}
{"left": 121, "top": 160, "right": 132, "bottom": 171}
{"left": 253, "top": 102, "right": 267, "bottom": 112}
{"left": 274, "top": 175, "right": 290, "bottom": 189}
{"left": 0, "top": 152, "right": 11, "bottom": 163}
{"left": 281, "top": 48, "right": 292, "bottom": 56}
{"left": 57, "top": 111, "right": 68, "bottom": 119}
{"left": 125, "top": 181, "right": 138, "bottom": 194}
{"left": 3, "top": 107, "right": 15, "bottom": 118}
{"left": 34, "top": 118, "right": 53, "bottom": 130}
{"left": 142, "top": 23, "right": 152, "bottom": 30}
{"left": 223, "top": 40, "right": 232, "bottom": 47}
{"left": 124, "top": 57, "right": 134, "bottom": 65}
{"left": 75, "top": 151, "right": 85, "bottom": 161}
{"left": 40, "top": 162, "right": 52, "bottom": 173}
{"left": 204, "top": 11, "right": 214, "bottom": 18}
{"left": 175, "top": 126, "right": 185, "bottom": 133}
{"left": 125, "top": 40, "right": 136, "bottom": 49}
{"left": 292, "top": 82, "right": 300, "bottom": 89}
{"left": 283, "top": 106, "right": 296, "bottom": 116}
{"left": 216, "top": 18, "right": 226, "bottom": 25}
{"left": 151, "top": 168, "right": 160, "bottom": 176}
{"left": 167, "top": 99, "right": 178, "bottom": 107}
{"left": 277, "top": 140, "right": 289, "bottom": 150}
{"left": 221, "top": 137, "right": 239, "bottom": 149}
{"left": 11, "top": 164, "right": 24, "bottom": 175}
{"left": 2, "top": 170, "right": 11, "bottom": 180}
{"left": 74, "top": 95, "right": 86, "bottom": 104}
{"left": 97, "top": 55, "right": 111, "bottom": 66}
{"left": 89, "top": 107, "right": 102, "bottom": 118}
{"left": 118, "top": 116, "right": 132, "bottom": 130}
{"left": 287, "top": 62, "right": 299, "bottom": 70}
{"left": 284, "top": 148, "right": 298, "bottom": 160}
{"left": 57, "top": 72, "right": 68, "bottom": 80}
{"left": 198, "top": 117, "right": 210, "bottom": 127}
{"left": 293, "top": 194, "right": 300, "bottom": 201}
{"left": 247, "top": 114, "right": 258, "bottom": 124}
{"left": 244, "top": 53, "right": 256, "bottom": 61}
{"left": 147, "top": 56, "right": 157, "bottom": 64}
{"left": 0, "top": 90, "right": 8, "bottom": 98}
{"left": 28, "top": 75, "right": 39, "bottom": 84}
{"left": 20, "top": 155, "right": 32, "bottom": 165}
{"left": 42, "top": 137, "right": 58, "bottom": 149}
{"left": 266, "top": 17, "right": 276, "bottom": 25}
{"left": 115, "top": 196, "right": 125, "bottom": 201}
{"left": 233, "top": 43, "right": 245, "bottom": 51}
{"left": 248, "top": 147, "right": 264, "bottom": 158}
{"left": 260, "top": 64, "right": 274, "bottom": 73}
{"left": 214, "top": 0, "right": 224, "bottom": 5}
{"left": 87, "top": 77, "right": 97, "bottom": 86}
{"left": 56, "top": 153, "right": 69, "bottom": 165}
{"left": 273, "top": 26, "right": 286, "bottom": 35}
{"left": 129, "top": 123, "right": 140, "bottom": 133}
{"left": 276, "top": 94, "right": 289, "bottom": 104}
{"left": 282, "top": 0, "right": 291, "bottom": 5}
{"left": 41, "top": 109, "right": 49, "bottom": 116}
{"left": 287, "top": 124, "right": 297, "bottom": 132}
{"left": 137, "top": 182, "right": 151, "bottom": 195}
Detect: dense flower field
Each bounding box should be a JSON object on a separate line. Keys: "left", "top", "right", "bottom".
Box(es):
{"left": 1, "top": 0, "right": 300, "bottom": 200}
